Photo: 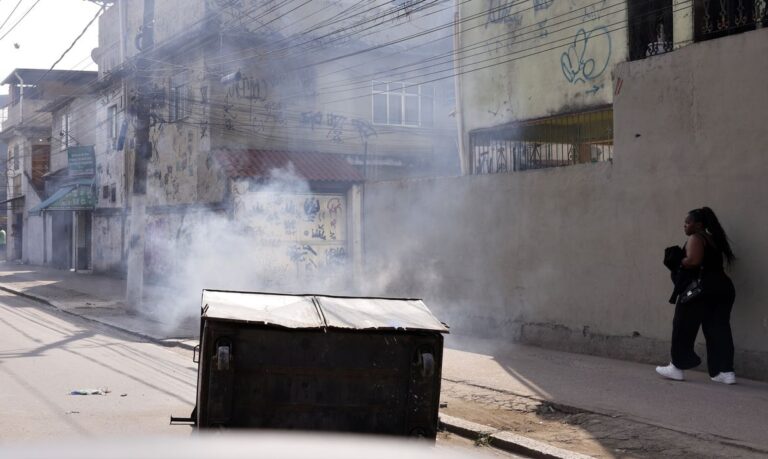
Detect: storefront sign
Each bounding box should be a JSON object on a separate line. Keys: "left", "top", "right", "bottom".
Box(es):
{"left": 48, "top": 185, "right": 95, "bottom": 210}
{"left": 68, "top": 146, "right": 96, "bottom": 177}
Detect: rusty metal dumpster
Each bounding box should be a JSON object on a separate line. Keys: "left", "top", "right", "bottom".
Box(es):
{"left": 189, "top": 290, "right": 449, "bottom": 437}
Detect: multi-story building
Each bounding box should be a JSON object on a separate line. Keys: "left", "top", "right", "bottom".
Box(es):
{"left": 0, "top": 69, "right": 98, "bottom": 264}
{"left": 0, "top": 94, "right": 9, "bottom": 253}
{"left": 86, "top": 0, "right": 459, "bottom": 286}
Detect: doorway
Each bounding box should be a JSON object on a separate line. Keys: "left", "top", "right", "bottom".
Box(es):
{"left": 75, "top": 211, "right": 92, "bottom": 270}
{"left": 51, "top": 212, "right": 73, "bottom": 269}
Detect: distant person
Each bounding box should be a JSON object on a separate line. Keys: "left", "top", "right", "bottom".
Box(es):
{"left": 658, "top": 207, "right": 737, "bottom": 384}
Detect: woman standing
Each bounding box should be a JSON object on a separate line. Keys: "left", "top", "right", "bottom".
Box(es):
{"left": 656, "top": 207, "right": 737, "bottom": 384}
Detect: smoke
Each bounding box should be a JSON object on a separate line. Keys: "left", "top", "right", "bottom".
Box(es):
{"left": 126, "top": 0, "right": 462, "bottom": 334}
{"left": 141, "top": 164, "right": 362, "bottom": 331}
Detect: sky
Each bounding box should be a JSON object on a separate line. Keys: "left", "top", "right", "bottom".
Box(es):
{"left": 0, "top": 0, "right": 102, "bottom": 94}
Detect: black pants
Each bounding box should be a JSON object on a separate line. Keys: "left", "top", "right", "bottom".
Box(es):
{"left": 671, "top": 275, "right": 735, "bottom": 376}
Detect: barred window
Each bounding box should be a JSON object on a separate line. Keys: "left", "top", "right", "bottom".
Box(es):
{"left": 694, "top": 0, "right": 768, "bottom": 42}
{"left": 169, "top": 83, "right": 189, "bottom": 122}
{"left": 469, "top": 108, "right": 613, "bottom": 175}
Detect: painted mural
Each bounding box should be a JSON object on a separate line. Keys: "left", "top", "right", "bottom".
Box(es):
{"left": 233, "top": 189, "right": 348, "bottom": 279}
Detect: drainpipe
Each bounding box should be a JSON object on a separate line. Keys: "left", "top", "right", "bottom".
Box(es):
{"left": 43, "top": 211, "right": 47, "bottom": 264}
{"left": 72, "top": 211, "right": 78, "bottom": 271}
{"left": 118, "top": 0, "right": 127, "bottom": 62}
{"left": 13, "top": 71, "right": 24, "bottom": 124}
{"left": 452, "top": 5, "right": 468, "bottom": 175}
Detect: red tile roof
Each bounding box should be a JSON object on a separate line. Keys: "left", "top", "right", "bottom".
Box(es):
{"left": 214, "top": 149, "right": 364, "bottom": 182}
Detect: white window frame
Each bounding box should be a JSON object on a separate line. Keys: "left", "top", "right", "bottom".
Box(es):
{"left": 371, "top": 81, "right": 433, "bottom": 127}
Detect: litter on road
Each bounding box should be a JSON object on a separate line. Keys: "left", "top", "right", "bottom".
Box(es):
{"left": 69, "top": 388, "right": 110, "bottom": 396}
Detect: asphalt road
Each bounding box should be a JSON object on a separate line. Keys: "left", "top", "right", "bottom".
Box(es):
{"left": 0, "top": 291, "right": 518, "bottom": 457}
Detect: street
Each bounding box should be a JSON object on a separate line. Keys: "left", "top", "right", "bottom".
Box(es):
{"left": 0, "top": 291, "right": 517, "bottom": 457}
{"left": 0, "top": 290, "right": 196, "bottom": 439}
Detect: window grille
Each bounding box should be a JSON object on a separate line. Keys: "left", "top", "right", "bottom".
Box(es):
{"left": 695, "top": 0, "right": 767, "bottom": 42}
{"left": 468, "top": 108, "right": 613, "bottom": 175}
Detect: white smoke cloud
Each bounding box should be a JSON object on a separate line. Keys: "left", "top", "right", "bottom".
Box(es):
{"left": 141, "top": 164, "right": 358, "bottom": 333}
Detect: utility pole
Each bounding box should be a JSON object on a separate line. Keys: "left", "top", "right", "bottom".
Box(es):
{"left": 126, "top": 0, "right": 155, "bottom": 310}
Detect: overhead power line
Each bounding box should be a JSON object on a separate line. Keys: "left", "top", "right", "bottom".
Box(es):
{"left": 0, "top": 0, "right": 24, "bottom": 35}
{"left": 0, "top": 0, "right": 43, "bottom": 43}
{"left": 34, "top": 4, "right": 105, "bottom": 85}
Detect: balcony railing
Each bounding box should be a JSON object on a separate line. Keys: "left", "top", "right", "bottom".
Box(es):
{"left": 695, "top": 0, "right": 768, "bottom": 42}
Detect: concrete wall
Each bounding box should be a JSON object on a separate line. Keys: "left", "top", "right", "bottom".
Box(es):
{"left": 362, "top": 28, "right": 768, "bottom": 380}
{"left": 93, "top": 213, "right": 125, "bottom": 274}
{"left": 457, "top": 0, "right": 628, "bottom": 133}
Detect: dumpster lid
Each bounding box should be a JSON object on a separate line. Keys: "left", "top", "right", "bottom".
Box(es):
{"left": 201, "top": 290, "right": 448, "bottom": 332}
{"left": 315, "top": 296, "right": 448, "bottom": 332}
{"left": 201, "top": 290, "right": 324, "bottom": 328}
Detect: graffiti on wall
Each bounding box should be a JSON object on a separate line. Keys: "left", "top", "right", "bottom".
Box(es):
{"left": 486, "top": 0, "right": 523, "bottom": 27}
{"left": 560, "top": 27, "right": 612, "bottom": 85}
{"left": 226, "top": 76, "right": 269, "bottom": 102}
{"left": 221, "top": 70, "right": 378, "bottom": 145}
{"left": 233, "top": 190, "right": 348, "bottom": 277}
{"left": 299, "top": 110, "right": 377, "bottom": 144}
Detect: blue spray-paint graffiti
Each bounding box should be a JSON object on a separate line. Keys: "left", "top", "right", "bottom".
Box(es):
{"left": 486, "top": 0, "right": 523, "bottom": 27}
{"left": 585, "top": 84, "right": 604, "bottom": 95}
{"left": 533, "top": 0, "right": 553, "bottom": 11}
{"left": 560, "top": 27, "right": 612, "bottom": 84}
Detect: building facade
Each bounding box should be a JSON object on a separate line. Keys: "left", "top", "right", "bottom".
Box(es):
{"left": 358, "top": 1, "right": 768, "bottom": 379}
{"left": 0, "top": 69, "right": 98, "bottom": 266}
{"left": 83, "top": 0, "right": 459, "bottom": 289}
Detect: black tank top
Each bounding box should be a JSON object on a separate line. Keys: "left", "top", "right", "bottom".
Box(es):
{"left": 699, "top": 233, "right": 724, "bottom": 274}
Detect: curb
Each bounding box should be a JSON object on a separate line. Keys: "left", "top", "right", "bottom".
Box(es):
{"left": 439, "top": 414, "right": 594, "bottom": 459}
{"left": 0, "top": 284, "right": 197, "bottom": 351}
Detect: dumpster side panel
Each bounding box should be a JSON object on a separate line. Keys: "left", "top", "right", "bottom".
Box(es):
{"left": 196, "top": 321, "right": 443, "bottom": 437}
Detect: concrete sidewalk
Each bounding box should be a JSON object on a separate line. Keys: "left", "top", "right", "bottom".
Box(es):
{"left": 1, "top": 263, "right": 767, "bottom": 456}
{"left": 0, "top": 262, "right": 197, "bottom": 348}
{"left": 442, "top": 336, "right": 768, "bottom": 453}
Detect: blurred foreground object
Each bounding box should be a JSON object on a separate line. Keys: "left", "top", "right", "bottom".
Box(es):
{"left": 0, "top": 432, "right": 481, "bottom": 459}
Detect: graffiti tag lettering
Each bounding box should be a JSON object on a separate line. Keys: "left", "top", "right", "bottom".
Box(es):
{"left": 226, "top": 76, "right": 269, "bottom": 102}
{"left": 486, "top": 0, "right": 523, "bottom": 27}
{"left": 326, "top": 113, "right": 347, "bottom": 143}
{"left": 300, "top": 111, "right": 324, "bottom": 130}
{"left": 560, "top": 27, "right": 612, "bottom": 84}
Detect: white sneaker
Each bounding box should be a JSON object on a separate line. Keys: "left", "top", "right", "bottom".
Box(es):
{"left": 711, "top": 372, "right": 736, "bottom": 385}
{"left": 656, "top": 363, "right": 684, "bottom": 381}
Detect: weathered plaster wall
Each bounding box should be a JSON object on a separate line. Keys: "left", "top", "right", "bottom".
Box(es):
{"left": 23, "top": 213, "right": 44, "bottom": 265}
{"left": 146, "top": 50, "right": 217, "bottom": 206}
{"left": 51, "top": 96, "right": 99, "bottom": 172}
{"left": 93, "top": 84, "right": 129, "bottom": 210}
{"left": 457, "top": 0, "right": 628, "bottom": 132}
{"left": 362, "top": 28, "right": 768, "bottom": 379}
{"left": 93, "top": 213, "right": 125, "bottom": 274}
